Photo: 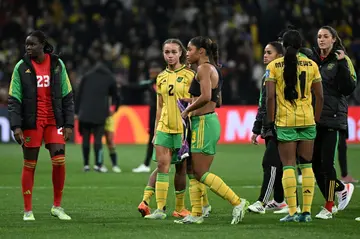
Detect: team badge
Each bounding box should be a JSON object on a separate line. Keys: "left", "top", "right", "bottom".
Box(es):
{"left": 25, "top": 137, "right": 31, "bottom": 143}
{"left": 176, "top": 77, "right": 183, "bottom": 82}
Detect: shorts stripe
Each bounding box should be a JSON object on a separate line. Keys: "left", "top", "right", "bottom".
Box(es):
{"left": 198, "top": 116, "right": 205, "bottom": 149}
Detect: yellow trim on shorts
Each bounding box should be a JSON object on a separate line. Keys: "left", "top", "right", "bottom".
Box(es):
{"left": 198, "top": 116, "right": 205, "bottom": 149}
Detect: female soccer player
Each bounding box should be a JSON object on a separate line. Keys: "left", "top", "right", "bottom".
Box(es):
{"left": 140, "top": 39, "right": 194, "bottom": 219}
{"left": 176, "top": 36, "right": 248, "bottom": 225}
{"left": 249, "top": 41, "right": 288, "bottom": 214}
{"left": 8, "top": 30, "right": 74, "bottom": 221}
{"left": 311, "top": 26, "right": 357, "bottom": 220}
{"left": 265, "top": 30, "right": 324, "bottom": 222}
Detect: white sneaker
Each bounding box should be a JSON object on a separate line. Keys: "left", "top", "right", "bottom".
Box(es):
{"left": 132, "top": 164, "right": 151, "bottom": 173}
{"left": 23, "top": 211, "right": 35, "bottom": 221}
{"left": 274, "top": 206, "right": 301, "bottom": 214}
{"left": 315, "top": 207, "right": 332, "bottom": 220}
{"left": 51, "top": 206, "right": 71, "bottom": 220}
{"left": 202, "top": 205, "right": 212, "bottom": 218}
{"left": 174, "top": 215, "right": 204, "bottom": 224}
{"left": 112, "top": 166, "right": 121, "bottom": 173}
{"left": 231, "top": 198, "right": 249, "bottom": 224}
{"left": 248, "top": 201, "right": 265, "bottom": 214}
{"left": 297, "top": 175, "right": 302, "bottom": 184}
{"left": 355, "top": 217, "right": 360, "bottom": 221}
{"left": 336, "top": 183, "right": 354, "bottom": 211}
{"left": 94, "top": 165, "right": 108, "bottom": 173}
{"left": 265, "top": 200, "right": 287, "bottom": 211}
{"left": 83, "top": 165, "right": 90, "bottom": 172}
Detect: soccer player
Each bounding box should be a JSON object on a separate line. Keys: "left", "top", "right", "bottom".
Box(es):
{"left": 249, "top": 41, "right": 289, "bottom": 214}
{"left": 104, "top": 113, "right": 121, "bottom": 173}
{"left": 265, "top": 30, "right": 324, "bottom": 222}
{"left": 8, "top": 30, "right": 74, "bottom": 221}
{"left": 140, "top": 39, "right": 193, "bottom": 219}
{"left": 176, "top": 36, "right": 248, "bottom": 225}
{"left": 311, "top": 26, "right": 356, "bottom": 219}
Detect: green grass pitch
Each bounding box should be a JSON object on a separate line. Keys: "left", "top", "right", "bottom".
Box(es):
{"left": 0, "top": 144, "right": 359, "bottom": 239}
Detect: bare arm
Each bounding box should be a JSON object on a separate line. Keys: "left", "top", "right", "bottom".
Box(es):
{"left": 266, "top": 81, "right": 276, "bottom": 122}
{"left": 312, "top": 81, "right": 323, "bottom": 123}
{"left": 184, "top": 65, "right": 211, "bottom": 113}
{"left": 154, "top": 94, "right": 163, "bottom": 135}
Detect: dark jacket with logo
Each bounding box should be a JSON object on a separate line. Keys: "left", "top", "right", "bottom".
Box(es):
{"left": 311, "top": 48, "right": 357, "bottom": 130}
{"left": 8, "top": 54, "right": 74, "bottom": 130}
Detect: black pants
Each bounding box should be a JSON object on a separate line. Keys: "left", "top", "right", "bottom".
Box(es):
{"left": 258, "top": 137, "right": 284, "bottom": 204}
{"left": 79, "top": 121, "right": 105, "bottom": 167}
{"left": 312, "top": 127, "right": 345, "bottom": 201}
{"left": 337, "top": 129, "right": 348, "bottom": 177}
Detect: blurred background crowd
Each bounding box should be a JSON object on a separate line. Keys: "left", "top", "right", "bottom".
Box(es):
{"left": 0, "top": 0, "right": 359, "bottom": 106}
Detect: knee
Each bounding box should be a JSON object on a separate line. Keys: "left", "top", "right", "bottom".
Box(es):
{"left": 193, "top": 169, "right": 206, "bottom": 182}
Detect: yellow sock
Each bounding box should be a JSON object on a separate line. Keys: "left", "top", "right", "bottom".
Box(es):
{"left": 200, "top": 172, "right": 240, "bottom": 206}
{"left": 156, "top": 173, "right": 169, "bottom": 210}
{"left": 300, "top": 164, "right": 315, "bottom": 213}
{"left": 282, "top": 166, "right": 297, "bottom": 216}
{"left": 189, "top": 178, "right": 202, "bottom": 216}
{"left": 200, "top": 183, "right": 209, "bottom": 206}
{"left": 175, "top": 189, "right": 186, "bottom": 212}
{"left": 142, "top": 186, "right": 155, "bottom": 205}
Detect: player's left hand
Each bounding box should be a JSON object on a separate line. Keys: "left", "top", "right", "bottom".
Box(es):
{"left": 181, "top": 110, "right": 189, "bottom": 119}
{"left": 63, "top": 127, "right": 73, "bottom": 141}
{"left": 335, "top": 50, "right": 345, "bottom": 60}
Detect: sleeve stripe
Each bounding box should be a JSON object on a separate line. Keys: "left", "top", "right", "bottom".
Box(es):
{"left": 313, "top": 78, "right": 322, "bottom": 83}
{"left": 265, "top": 78, "right": 276, "bottom": 82}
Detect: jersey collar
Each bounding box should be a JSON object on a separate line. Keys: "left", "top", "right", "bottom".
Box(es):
{"left": 166, "top": 64, "right": 186, "bottom": 73}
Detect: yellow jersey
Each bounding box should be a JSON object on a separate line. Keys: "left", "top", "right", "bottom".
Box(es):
{"left": 156, "top": 65, "right": 194, "bottom": 133}
{"left": 265, "top": 55, "right": 321, "bottom": 127}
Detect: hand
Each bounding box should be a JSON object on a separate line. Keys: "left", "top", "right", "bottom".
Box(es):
{"left": 14, "top": 128, "right": 24, "bottom": 145}
{"left": 251, "top": 134, "right": 259, "bottom": 145}
{"left": 335, "top": 50, "right": 345, "bottom": 60}
{"left": 181, "top": 109, "right": 189, "bottom": 119}
{"left": 63, "top": 127, "right": 73, "bottom": 141}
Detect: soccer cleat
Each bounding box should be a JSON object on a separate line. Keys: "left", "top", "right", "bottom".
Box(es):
{"left": 332, "top": 206, "right": 338, "bottom": 215}
{"left": 138, "top": 201, "right": 151, "bottom": 217}
{"left": 202, "top": 205, "right": 212, "bottom": 218}
{"left": 23, "top": 211, "right": 35, "bottom": 221}
{"left": 83, "top": 165, "right": 90, "bottom": 172}
{"left": 248, "top": 201, "right": 265, "bottom": 214}
{"left": 298, "top": 212, "right": 312, "bottom": 222}
{"left": 174, "top": 215, "right": 204, "bottom": 224}
{"left": 144, "top": 209, "right": 167, "bottom": 220}
{"left": 265, "top": 200, "right": 287, "bottom": 211}
{"left": 231, "top": 198, "right": 249, "bottom": 225}
{"left": 94, "top": 165, "right": 108, "bottom": 173}
{"left": 273, "top": 205, "right": 301, "bottom": 214}
{"left": 280, "top": 213, "right": 299, "bottom": 222}
{"left": 336, "top": 183, "right": 354, "bottom": 211}
{"left": 132, "top": 164, "right": 151, "bottom": 173}
{"left": 51, "top": 206, "right": 71, "bottom": 220}
{"left": 315, "top": 207, "right": 332, "bottom": 220}
{"left": 355, "top": 217, "right": 360, "bottom": 221}
{"left": 172, "top": 208, "right": 191, "bottom": 218}
{"left": 112, "top": 166, "right": 121, "bottom": 173}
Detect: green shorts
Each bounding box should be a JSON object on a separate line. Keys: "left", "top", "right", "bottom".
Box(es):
{"left": 191, "top": 113, "right": 220, "bottom": 155}
{"left": 153, "top": 131, "right": 183, "bottom": 164}
{"left": 276, "top": 126, "right": 316, "bottom": 142}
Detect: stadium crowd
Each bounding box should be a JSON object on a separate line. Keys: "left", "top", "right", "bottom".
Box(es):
{"left": 0, "top": 0, "right": 359, "bottom": 106}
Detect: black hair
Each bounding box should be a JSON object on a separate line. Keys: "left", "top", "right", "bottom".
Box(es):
{"left": 28, "top": 30, "right": 54, "bottom": 54}
{"left": 319, "top": 26, "right": 346, "bottom": 52}
{"left": 282, "top": 30, "right": 302, "bottom": 105}
{"left": 189, "top": 36, "right": 219, "bottom": 67}
{"left": 267, "top": 41, "right": 284, "bottom": 55}
{"left": 162, "top": 38, "right": 187, "bottom": 65}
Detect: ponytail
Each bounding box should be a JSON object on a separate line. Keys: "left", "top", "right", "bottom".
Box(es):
{"left": 283, "top": 46, "right": 299, "bottom": 105}
{"left": 210, "top": 42, "right": 220, "bottom": 67}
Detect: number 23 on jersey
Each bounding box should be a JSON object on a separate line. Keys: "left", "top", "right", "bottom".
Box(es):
{"left": 37, "top": 75, "right": 50, "bottom": 88}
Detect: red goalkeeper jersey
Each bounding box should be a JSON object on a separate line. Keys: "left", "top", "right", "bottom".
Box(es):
{"left": 31, "top": 54, "right": 55, "bottom": 122}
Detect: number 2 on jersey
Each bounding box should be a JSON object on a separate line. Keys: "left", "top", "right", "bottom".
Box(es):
{"left": 168, "top": 84, "right": 174, "bottom": 96}
{"left": 299, "top": 71, "right": 306, "bottom": 98}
